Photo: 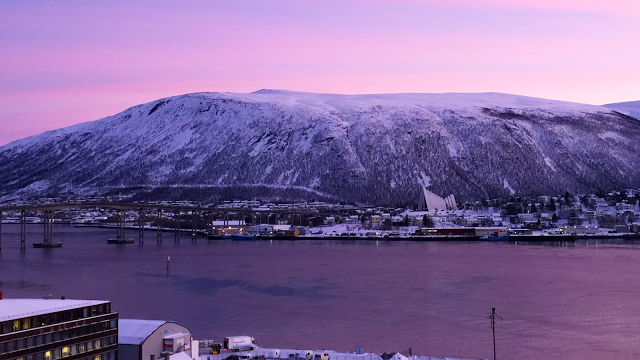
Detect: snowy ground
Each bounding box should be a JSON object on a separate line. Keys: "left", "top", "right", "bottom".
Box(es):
{"left": 195, "top": 347, "right": 487, "bottom": 360}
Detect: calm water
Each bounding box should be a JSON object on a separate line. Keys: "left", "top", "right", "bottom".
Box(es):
{"left": 1, "top": 225, "right": 640, "bottom": 360}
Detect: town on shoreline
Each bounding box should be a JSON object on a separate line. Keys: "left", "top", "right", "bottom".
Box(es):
{"left": 2, "top": 188, "right": 639, "bottom": 241}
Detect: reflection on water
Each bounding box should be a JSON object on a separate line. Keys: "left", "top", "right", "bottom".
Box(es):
{"left": 2, "top": 225, "right": 640, "bottom": 360}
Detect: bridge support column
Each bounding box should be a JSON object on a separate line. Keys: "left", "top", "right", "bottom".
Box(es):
{"left": 43, "top": 210, "right": 54, "bottom": 245}
{"left": 175, "top": 210, "right": 180, "bottom": 242}
{"left": 20, "top": 210, "right": 26, "bottom": 250}
{"left": 209, "top": 211, "right": 215, "bottom": 238}
{"left": 192, "top": 210, "right": 197, "bottom": 242}
{"left": 208, "top": 211, "right": 213, "bottom": 235}
{"left": 157, "top": 209, "right": 163, "bottom": 243}
{"left": 138, "top": 208, "right": 144, "bottom": 243}
{"left": 116, "top": 209, "right": 126, "bottom": 240}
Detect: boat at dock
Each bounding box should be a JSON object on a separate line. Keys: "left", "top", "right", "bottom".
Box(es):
{"left": 479, "top": 232, "right": 510, "bottom": 241}
{"left": 231, "top": 234, "right": 257, "bottom": 241}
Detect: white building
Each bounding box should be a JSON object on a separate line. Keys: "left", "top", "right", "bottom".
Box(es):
{"left": 118, "top": 319, "right": 195, "bottom": 360}
{"left": 418, "top": 188, "right": 458, "bottom": 211}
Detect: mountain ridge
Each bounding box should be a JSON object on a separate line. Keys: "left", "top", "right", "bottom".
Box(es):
{"left": 604, "top": 100, "right": 640, "bottom": 122}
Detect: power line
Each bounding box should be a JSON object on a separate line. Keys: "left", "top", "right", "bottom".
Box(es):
{"left": 487, "top": 308, "right": 503, "bottom": 360}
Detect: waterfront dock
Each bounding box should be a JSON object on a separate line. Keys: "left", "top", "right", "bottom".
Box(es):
{"left": 196, "top": 347, "right": 486, "bottom": 360}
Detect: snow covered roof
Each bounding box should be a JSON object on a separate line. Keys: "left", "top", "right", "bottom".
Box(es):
{"left": 0, "top": 299, "right": 109, "bottom": 321}
{"left": 118, "top": 319, "right": 167, "bottom": 345}
{"left": 169, "top": 352, "right": 192, "bottom": 360}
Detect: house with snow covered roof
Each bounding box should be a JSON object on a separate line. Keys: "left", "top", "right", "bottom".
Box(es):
{"left": 118, "top": 319, "right": 193, "bottom": 360}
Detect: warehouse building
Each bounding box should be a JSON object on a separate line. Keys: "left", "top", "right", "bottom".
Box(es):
{"left": 117, "top": 320, "right": 194, "bottom": 360}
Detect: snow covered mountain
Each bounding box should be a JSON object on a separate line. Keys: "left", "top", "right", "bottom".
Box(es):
{"left": 604, "top": 100, "right": 640, "bottom": 121}
{"left": 1, "top": 90, "right": 640, "bottom": 206}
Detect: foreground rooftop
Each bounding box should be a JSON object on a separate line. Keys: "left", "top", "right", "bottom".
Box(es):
{"left": 0, "top": 298, "right": 109, "bottom": 321}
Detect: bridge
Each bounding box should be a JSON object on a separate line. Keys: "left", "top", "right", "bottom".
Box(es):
{"left": 0, "top": 202, "right": 361, "bottom": 251}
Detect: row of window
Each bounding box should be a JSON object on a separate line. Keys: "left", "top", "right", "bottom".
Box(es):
{"left": 9, "top": 349, "right": 116, "bottom": 360}
{"left": 1, "top": 304, "right": 112, "bottom": 334}
{"left": 0, "top": 321, "right": 117, "bottom": 354}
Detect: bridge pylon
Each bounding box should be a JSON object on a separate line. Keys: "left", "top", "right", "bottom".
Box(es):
{"left": 157, "top": 209, "right": 163, "bottom": 243}
{"left": 20, "top": 210, "right": 26, "bottom": 250}
{"left": 175, "top": 209, "right": 180, "bottom": 242}
{"left": 138, "top": 208, "right": 144, "bottom": 243}
{"left": 192, "top": 210, "right": 197, "bottom": 242}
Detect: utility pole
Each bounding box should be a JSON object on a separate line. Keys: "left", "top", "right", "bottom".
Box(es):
{"left": 488, "top": 308, "right": 503, "bottom": 360}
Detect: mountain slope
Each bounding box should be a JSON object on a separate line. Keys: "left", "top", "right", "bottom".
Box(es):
{"left": 604, "top": 100, "right": 640, "bottom": 121}
{"left": 1, "top": 90, "right": 640, "bottom": 206}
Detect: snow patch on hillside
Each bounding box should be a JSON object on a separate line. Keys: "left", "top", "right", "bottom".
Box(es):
{"left": 503, "top": 179, "right": 516, "bottom": 196}
{"left": 417, "top": 172, "right": 431, "bottom": 187}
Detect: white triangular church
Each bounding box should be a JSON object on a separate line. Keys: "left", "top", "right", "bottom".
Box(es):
{"left": 418, "top": 187, "right": 458, "bottom": 211}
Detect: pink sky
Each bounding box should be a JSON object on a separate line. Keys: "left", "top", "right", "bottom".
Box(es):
{"left": 1, "top": 0, "right": 639, "bottom": 145}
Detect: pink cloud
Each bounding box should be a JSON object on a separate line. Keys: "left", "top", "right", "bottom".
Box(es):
{"left": 387, "top": 0, "right": 640, "bottom": 15}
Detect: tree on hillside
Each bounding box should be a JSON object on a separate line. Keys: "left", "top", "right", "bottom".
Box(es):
{"left": 564, "top": 191, "right": 572, "bottom": 205}
{"left": 422, "top": 214, "right": 434, "bottom": 228}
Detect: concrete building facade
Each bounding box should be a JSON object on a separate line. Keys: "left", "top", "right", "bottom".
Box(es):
{"left": 418, "top": 188, "right": 458, "bottom": 212}
{"left": 0, "top": 299, "right": 118, "bottom": 360}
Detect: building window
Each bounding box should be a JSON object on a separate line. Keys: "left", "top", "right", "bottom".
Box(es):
{"left": 12, "top": 320, "right": 20, "bottom": 331}
{"left": 62, "top": 347, "right": 70, "bottom": 357}
{"left": 27, "top": 336, "right": 35, "bottom": 348}
{"left": 22, "top": 318, "right": 30, "bottom": 330}
{"left": 78, "top": 343, "right": 85, "bottom": 353}
{"left": 94, "top": 340, "right": 101, "bottom": 349}
{"left": 94, "top": 355, "right": 102, "bottom": 360}
{"left": 87, "top": 341, "right": 93, "bottom": 351}
{"left": 36, "top": 335, "right": 44, "bottom": 346}
{"left": 71, "top": 345, "right": 77, "bottom": 355}
{"left": 1, "top": 321, "right": 11, "bottom": 334}
{"left": 45, "top": 351, "right": 52, "bottom": 360}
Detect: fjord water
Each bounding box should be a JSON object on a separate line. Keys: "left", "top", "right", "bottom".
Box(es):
{"left": 2, "top": 225, "right": 640, "bottom": 360}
